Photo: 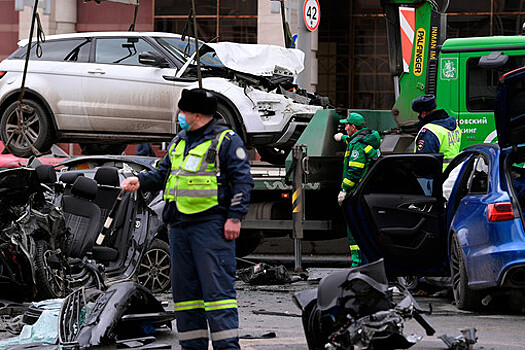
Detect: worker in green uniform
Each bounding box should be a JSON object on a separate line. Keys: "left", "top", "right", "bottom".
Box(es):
{"left": 334, "top": 112, "right": 381, "bottom": 267}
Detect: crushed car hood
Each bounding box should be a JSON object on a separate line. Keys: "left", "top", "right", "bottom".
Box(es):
{"left": 205, "top": 42, "right": 305, "bottom": 77}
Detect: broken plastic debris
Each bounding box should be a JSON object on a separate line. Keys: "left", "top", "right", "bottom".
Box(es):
{"left": 438, "top": 328, "right": 478, "bottom": 350}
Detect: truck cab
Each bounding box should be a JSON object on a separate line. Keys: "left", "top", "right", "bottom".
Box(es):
{"left": 437, "top": 37, "right": 525, "bottom": 147}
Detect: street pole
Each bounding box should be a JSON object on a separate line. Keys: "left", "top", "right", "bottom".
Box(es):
{"left": 292, "top": 144, "right": 307, "bottom": 272}
{"left": 296, "top": 0, "right": 312, "bottom": 90}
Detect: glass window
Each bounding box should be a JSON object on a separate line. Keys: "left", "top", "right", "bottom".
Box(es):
{"left": 155, "top": 37, "right": 224, "bottom": 67}
{"left": 94, "top": 38, "right": 161, "bottom": 66}
{"left": 363, "top": 157, "right": 441, "bottom": 196}
{"left": 467, "top": 156, "right": 489, "bottom": 194}
{"left": 219, "top": 18, "right": 257, "bottom": 43}
{"left": 27, "top": 39, "right": 91, "bottom": 62}
{"left": 220, "top": 0, "right": 256, "bottom": 15}
{"left": 467, "top": 55, "right": 525, "bottom": 111}
{"left": 155, "top": 0, "right": 216, "bottom": 16}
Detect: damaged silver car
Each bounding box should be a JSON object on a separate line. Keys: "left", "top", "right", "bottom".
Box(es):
{"left": 0, "top": 32, "right": 331, "bottom": 163}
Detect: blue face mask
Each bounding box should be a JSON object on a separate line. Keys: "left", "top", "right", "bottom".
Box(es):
{"left": 178, "top": 113, "right": 192, "bottom": 131}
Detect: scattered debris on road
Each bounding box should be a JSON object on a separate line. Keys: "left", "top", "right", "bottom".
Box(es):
{"left": 293, "top": 259, "right": 435, "bottom": 349}
{"left": 438, "top": 328, "right": 478, "bottom": 350}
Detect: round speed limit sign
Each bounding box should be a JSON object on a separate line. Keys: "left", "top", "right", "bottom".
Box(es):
{"left": 303, "top": 0, "right": 320, "bottom": 31}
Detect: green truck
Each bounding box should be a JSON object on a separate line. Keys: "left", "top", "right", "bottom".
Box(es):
{"left": 237, "top": 0, "right": 525, "bottom": 258}
{"left": 382, "top": 0, "right": 525, "bottom": 151}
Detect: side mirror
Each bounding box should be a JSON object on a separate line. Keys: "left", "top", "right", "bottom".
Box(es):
{"left": 139, "top": 51, "right": 170, "bottom": 68}
{"left": 479, "top": 52, "right": 509, "bottom": 69}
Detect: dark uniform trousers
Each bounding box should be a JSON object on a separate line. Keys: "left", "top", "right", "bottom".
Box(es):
{"left": 170, "top": 218, "right": 240, "bottom": 350}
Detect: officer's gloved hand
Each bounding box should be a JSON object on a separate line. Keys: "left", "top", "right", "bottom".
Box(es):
{"left": 337, "top": 190, "right": 346, "bottom": 206}
{"left": 334, "top": 133, "right": 344, "bottom": 142}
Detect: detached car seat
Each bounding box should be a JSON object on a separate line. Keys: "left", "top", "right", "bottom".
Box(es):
{"left": 62, "top": 176, "right": 101, "bottom": 258}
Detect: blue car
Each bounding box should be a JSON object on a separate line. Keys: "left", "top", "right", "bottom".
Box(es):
{"left": 344, "top": 67, "right": 525, "bottom": 310}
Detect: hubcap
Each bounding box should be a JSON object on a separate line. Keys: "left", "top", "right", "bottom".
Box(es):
{"left": 6, "top": 105, "right": 40, "bottom": 149}
{"left": 137, "top": 248, "right": 171, "bottom": 293}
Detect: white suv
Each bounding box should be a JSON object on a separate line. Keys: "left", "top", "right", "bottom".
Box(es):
{"left": 0, "top": 32, "right": 329, "bottom": 164}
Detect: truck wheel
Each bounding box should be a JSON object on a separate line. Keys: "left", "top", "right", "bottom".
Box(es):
{"left": 0, "top": 99, "right": 54, "bottom": 157}
{"left": 34, "top": 240, "right": 67, "bottom": 300}
{"left": 236, "top": 230, "right": 262, "bottom": 257}
{"left": 137, "top": 238, "right": 171, "bottom": 293}
{"left": 80, "top": 143, "right": 127, "bottom": 155}
{"left": 450, "top": 234, "right": 481, "bottom": 310}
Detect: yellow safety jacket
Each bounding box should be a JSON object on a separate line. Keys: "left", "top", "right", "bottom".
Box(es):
{"left": 415, "top": 123, "right": 461, "bottom": 170}
{"left": 164, "top": 129, "right": 231, "bottom": 214}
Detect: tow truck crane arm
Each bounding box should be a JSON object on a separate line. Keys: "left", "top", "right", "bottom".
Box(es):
{"left": 382, "top": 0, "right": 449, "bottom": 126}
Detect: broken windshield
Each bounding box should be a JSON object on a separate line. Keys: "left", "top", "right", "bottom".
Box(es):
{"left": 155, "top": 37, "right": 224, "bottom": 68}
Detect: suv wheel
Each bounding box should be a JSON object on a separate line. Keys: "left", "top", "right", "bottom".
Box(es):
{"left": 0, "top": 99, "right": 53, "bottom": 157}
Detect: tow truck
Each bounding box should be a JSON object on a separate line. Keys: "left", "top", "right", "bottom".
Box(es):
{"left": 236, "top": 0, "right": 525, "bottom": 260}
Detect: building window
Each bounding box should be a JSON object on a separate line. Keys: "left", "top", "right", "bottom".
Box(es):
{"left": 319, "top": 0, "right": 525, "bottom": 110}
{"left": 154, "top": 0, "right": 257, "bottom": 43}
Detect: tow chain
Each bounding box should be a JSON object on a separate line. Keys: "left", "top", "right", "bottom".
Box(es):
{"left": 6, "top": 0, "right": 45, "bottom": 156}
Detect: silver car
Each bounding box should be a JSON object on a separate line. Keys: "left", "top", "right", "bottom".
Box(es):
{"left": 0, "top": 32, "right": 329, "bottom": 164}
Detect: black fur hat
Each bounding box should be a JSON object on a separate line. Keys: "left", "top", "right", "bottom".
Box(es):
{"left": 178, "top": 88, "right": 218, "bottom": 116}
{"left": 412, "top": 94, "right": 437, "bottom": 113}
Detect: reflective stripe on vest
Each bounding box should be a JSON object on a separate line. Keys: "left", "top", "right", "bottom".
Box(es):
{"left": 163, "top": 129, "right": 232, "bottom": 214}
{"left": 415, "top": 122, "right": 461, "bottom": 170}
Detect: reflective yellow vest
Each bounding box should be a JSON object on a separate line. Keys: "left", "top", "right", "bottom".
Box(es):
{"left": 415, "top": 122, "right": 461, "bottom": 170}
{"left": 163, "top": 129, "right": 231, "bottom": 214}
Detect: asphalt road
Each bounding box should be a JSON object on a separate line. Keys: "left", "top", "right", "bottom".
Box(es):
{"left": 1, "top": 264, "right": 525, "bottom": 349}
{"left": 148, "top": 267, "right": 525, "bottom": 350}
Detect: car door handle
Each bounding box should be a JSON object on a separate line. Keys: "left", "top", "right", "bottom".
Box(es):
{"left": 87, "top": 69, "right": 106, "bottom": 74}
{"left": 407, "top": 203, "right": 433, "bottom": 212}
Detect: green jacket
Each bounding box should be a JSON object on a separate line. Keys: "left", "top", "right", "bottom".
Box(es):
{"left": 341, "top": 128, "right": 381, "bottom": 194}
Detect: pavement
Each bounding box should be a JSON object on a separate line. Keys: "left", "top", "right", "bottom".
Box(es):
{"left": 2, "top": 267, "right": 525, "bottom": 349}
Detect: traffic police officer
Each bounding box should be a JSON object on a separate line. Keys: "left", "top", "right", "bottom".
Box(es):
{"left": 334, "top": 112, "right": 381, "bottom": 267}
{"left": 121, "top": 88, "right": 253, "bottom": 350}
{"left": 412, "top": 94, "right": 461, "bottom": 170}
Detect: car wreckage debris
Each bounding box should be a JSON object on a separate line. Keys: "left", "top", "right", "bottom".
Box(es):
{"left": 438, "top": 328, "right": 478, "bottom": 350}
{"left": 62, "top": 281, "right": 175, "bottom": 348}
{"left": 237, "top": 262, "right": 303, "bottom": 285}
{"left": 293, "top": 259, "right": 435, "bottom": 350}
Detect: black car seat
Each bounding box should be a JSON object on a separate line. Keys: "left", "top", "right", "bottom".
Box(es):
{"left": 35, "top": 164, "right": 57, "bottom": 184}
{"left": 62, "top": 176, "right": 101, "bottom": 258}
{"left": 59, "top": 172, "right": 85, "bottom": 196}
{"left": 93, "top": 167, "right": 121, "bottom": 232}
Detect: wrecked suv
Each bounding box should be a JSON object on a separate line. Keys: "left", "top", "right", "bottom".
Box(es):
{"left": 0, "top": 31, "right": 329, "bottom": 164}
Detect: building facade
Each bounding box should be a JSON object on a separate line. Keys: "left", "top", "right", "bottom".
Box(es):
{"left": 2, "top": 0, "right": 525, "bottom": 111}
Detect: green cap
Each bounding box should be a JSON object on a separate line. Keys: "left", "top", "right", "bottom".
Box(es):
{"left": 339, "top": 112, "right": 365, "bottom": 126}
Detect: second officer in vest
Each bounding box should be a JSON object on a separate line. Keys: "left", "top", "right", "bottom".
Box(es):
{"left": 121, "top": 88, "right": 253, "bottom": 350}
{"left": 412, "top": 94, "right": 461, "bottom": 170}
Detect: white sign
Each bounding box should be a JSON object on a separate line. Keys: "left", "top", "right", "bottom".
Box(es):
{"left": 303, "top": 0, "right": 320, "bottom": 32}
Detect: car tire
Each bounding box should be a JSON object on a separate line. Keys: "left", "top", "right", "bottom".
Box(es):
{"left": 302, "top": 300, "right": 328, "bottom": 350}
{"left": 0, "top": 99, "right": 54, "bottom": 157}
{"left": 215, "top": 102, "right": 242, "bottom": 135}
{"left": 80, "top": 143, "right": 127, "bottom": 155}
{"left": 450, "top": 233, "right": 481, "bottom": 310}
{"left": 34, "top": 240, "right": 67, "bottom": 300}
{"left": 137, "top": 238, "right": 171, "bottom": 293}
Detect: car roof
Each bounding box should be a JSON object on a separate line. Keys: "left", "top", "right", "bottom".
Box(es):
{"left": 18, "top": 31, "right": 183, "bottom": 46}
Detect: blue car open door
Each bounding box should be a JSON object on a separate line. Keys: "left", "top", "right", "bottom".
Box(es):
{"left": 343, "top": 154, "right": 449, "bottom": 276}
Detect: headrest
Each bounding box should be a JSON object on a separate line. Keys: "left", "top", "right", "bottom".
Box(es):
{"left": 35, "top": 164, "right": 57, "bottom": 184}
{"left": 60, "top": 172, "right": 84, "bottom": 185}
{"left": 94, "top": 167, "right": 120, "bottom": 187}
{"left": 71, "top": 176, "right": 98, "bottom": 200}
